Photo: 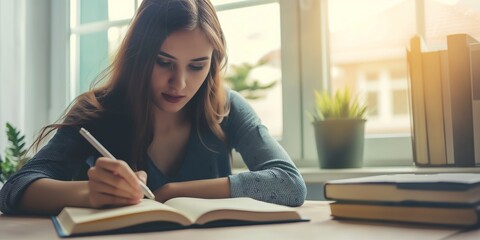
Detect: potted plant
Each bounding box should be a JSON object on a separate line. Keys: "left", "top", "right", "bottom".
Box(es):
{"left": 0, "top": 123, "right": 30, "bottom": 184}
{"left": 308, "top": 87, "right": 367, "bottom": 169}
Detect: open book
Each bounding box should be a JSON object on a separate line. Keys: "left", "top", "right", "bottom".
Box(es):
{"left": 51, "top": 197, "right": 306, "bottom": 237}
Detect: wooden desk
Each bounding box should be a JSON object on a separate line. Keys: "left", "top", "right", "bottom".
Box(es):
{"left": 0, "top": 201, "right": 478, "bottom": 240}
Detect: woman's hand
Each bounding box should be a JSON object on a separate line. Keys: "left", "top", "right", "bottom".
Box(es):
{"left": 87, "top": 157, "right": 146, "bottom": 208}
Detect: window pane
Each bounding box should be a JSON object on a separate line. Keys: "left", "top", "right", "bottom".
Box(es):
{"left": 328, "top": 0, "right": 415, "bottom": 135}
{"left": 216, "top": 3, "right": 283, "bottom": 138}
{"left": 424, "top": 0, "right": 480, "bottom": 47}
{"left": 108, "top": 26, "right": 129, "bottom": 57}
{"left": 74, "top": 26, "right": 128, "bottom": 95}
{"left": 79, "top": 0, "right": 108, "bottom": 25}
{"left": 367, "top": 92, "right": 379, "bottom": 116}
{"left": 108, "top": 0, "right": 135, "bottom": 21}
{"left": 78, "top": 31, "right": 109, "bottom": 93}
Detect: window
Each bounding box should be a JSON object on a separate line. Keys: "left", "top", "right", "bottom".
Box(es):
{"left": 52, "top": 0, "right": 480, "bottom": 167}
{"left": 214, "top": 1, "right": 283, "bottom": 138}
{"left": 323, "top": 0, "right": 480, "bottom": 165}
{"left": 328, "top": 0, "right": 415, "bottom": 136}
{"left": 424, "top": 0, "right": 480, "bottom": 47}
{"left": 70, "top": 0, "right": 141, "bottom": 95}
{"left": 212, "top": 0, "right": 302, "bottom": 162}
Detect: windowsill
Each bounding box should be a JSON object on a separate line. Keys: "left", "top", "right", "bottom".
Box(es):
{"left": 233, "top": 166, "right": 480, "bottom": 183}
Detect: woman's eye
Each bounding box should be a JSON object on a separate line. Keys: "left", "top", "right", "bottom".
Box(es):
{"left": 189, "top": 65, "right": 204, "bottom": 71}
{"left": 156, "top": 58, "right": 172, "bottom": 68}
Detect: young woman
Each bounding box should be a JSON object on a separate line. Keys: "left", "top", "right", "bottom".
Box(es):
{"left": 0, "top": 0, "right": 306, "bottom": 215}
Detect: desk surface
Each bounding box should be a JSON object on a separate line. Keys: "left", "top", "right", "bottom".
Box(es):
{"left": 1, "top": 201, "right": 478, "bottom": 240}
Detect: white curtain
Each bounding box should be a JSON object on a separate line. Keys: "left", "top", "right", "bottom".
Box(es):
{"left": 0, "top": 0, "right": 51, "bottom": 151}
{"left": 0, "top": 0, "right": 25, "bottom": 149}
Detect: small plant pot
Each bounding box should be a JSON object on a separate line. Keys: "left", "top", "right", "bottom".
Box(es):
{"left": 313, "top": 119, "right": 366, "bottom": 169}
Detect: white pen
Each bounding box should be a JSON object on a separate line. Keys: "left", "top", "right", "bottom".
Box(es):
{"left": 79, "top": 127, "right": 156, "bottom": 200}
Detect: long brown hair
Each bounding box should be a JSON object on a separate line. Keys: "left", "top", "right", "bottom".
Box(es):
{"left": 32, "top": 0, "right": 228, "bottom": 170}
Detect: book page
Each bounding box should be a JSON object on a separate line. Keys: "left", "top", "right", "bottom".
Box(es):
{"left": 58, "top": 199, "right": 193, "bottom": 235}
{"left": 164, "top": 197, "right": 300, "bottom": 224}
{"left": 65, "top": 199, "right": 181, "bottom": 224}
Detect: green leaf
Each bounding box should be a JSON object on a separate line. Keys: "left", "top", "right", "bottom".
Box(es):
{"left": 224, "top": 60, "right": 278, "bottom": 100}
{"left": 2, "top": 122, "right": 31, "bottom": 182}
{"left": 307, "top": 87, "right": 368, "bottom": 122}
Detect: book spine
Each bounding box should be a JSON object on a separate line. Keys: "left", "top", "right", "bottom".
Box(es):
{"left": 407, "top": 36, "right": 429, "bottom": 166}
{"left": 422, "top": 51, "right": 447, "bottom": 165}
{"left": 471, "top": 43, "right": 480, "bottom": 166}
{"left": 440, "top": 50, "right": 455, "bottom": 165}
{"left": 446, "top": 34, "right": 477, "bottom": 167}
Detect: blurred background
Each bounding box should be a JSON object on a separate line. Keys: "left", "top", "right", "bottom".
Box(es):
{"left": 1, "top": 0, "right": 479, "bottom": 167}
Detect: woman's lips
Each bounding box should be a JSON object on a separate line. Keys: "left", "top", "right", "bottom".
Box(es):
{"left": 162, "top": 93, "right": 185, "bottom": 103}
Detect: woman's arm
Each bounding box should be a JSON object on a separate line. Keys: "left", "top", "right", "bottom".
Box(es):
{"left": 223, "top": 91, "right": 307, "bottom": 206}
{"left": 19, "top": 179, "right": 90, "bottom": 215}
{"left": 154, "top": 177, "right": 230, "bottom": 202}
{"left": 20, "top": 158, "right": 147, "bottom": 215}
{"left": 0, "top": 126, "right": 144, "bottom": 215}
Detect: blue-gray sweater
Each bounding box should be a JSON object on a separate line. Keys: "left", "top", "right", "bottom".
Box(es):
{"left": 0, "top": 90, "right": 306, "bottom": 214}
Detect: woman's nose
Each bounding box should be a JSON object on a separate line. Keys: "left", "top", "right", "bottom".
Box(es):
{"left": 169, "top": 68, "right": 186, "bottom": 90}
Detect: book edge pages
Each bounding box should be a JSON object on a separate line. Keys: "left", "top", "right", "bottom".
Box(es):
{"left": 329, "top": 202, "right": 478, "bottom": 226}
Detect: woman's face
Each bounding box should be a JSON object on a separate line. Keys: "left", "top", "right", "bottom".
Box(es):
{"left": 150, "top": 27, "right": 213, "bottom": 114}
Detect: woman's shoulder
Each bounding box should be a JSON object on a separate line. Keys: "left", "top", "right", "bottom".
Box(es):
{"left": 226, "top": 88, "right": 252, "bottom": 111}
{"left": 222, "top": 88, "right": 260, "bottom": 127}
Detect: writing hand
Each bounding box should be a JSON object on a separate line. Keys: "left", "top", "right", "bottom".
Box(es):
{"left": 87, "top": 157, "right": 145, "bottom": 208}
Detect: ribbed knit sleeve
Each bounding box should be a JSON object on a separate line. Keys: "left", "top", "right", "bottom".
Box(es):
{"left": 225, "top": 91, "right": 307, "bottom": 207}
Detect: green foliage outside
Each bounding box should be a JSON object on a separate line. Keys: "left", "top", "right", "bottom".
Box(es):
{"left": 308, "top": 87, "right": 368, "bottom": 122}
{"left": 0, "top": 123, "right": 30, "bottom": 183}
{"left": 224, "top": 59, "right": 277, "bottom": 100}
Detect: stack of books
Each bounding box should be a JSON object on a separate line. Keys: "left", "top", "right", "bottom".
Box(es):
{"left": 324, "top": 173, "right": 480, "bottom": 226}
{"left": 407, "top": 34, "right": 480, "bottom": 167}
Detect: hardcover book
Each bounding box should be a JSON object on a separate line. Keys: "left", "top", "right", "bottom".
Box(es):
{"left": 407, "top": 36, "right": 429, "bottom": 166}
{"left": 422, "top": 50, "right": 448, "bottom": 165}
{"left": 330, "top": 202, "right": 479, "bottom": 227}
{"left": 324, "top": 173, "right": 480, "bottom": 204}
{"left": 446, "top": 34, "right": 478, "bottom": 166}
{"left": 470, "top": 43, "right": 480, "bottom": 166}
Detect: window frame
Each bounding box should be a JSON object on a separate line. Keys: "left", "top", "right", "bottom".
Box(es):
{"left": 49, "top": 0, "right": 421, "bottom": 167}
